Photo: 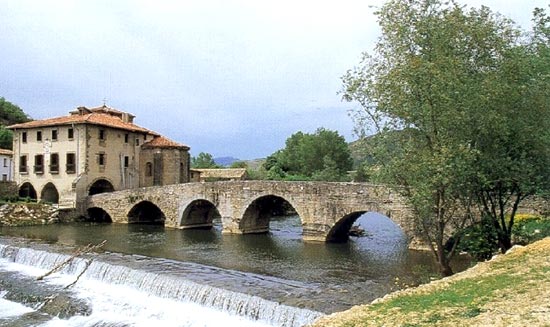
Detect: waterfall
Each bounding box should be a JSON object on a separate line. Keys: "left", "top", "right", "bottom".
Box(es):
{"left": 0, "top": 244, "right": 323, "bottom": 327}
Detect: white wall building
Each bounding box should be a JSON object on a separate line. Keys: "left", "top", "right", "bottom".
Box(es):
{"left": 0, "top": 148, "right": 13, "bottom": 182}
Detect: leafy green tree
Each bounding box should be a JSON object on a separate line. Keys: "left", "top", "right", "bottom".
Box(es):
{"left": 263, "top": 128, "right": 353, "bottom": 181}
{"left": 353, "top": 163, "right": 369, "bottom": 182}
{"left": 342, "top": 0, "right": 529, "bottom": 276}
{"left": 0, "top": 97, "right": 30, "bottom": 149}
{"left": 0, "top": 97, "right": 29, "bottom": 125}
{"left": 472, "top": 6, "right": 550, "bottom": 253}
{"left": 191, "top": 152, "right": 220, "bottom": 168}
{"left": 0, "top": 126, "right": 13, "bottom": 149}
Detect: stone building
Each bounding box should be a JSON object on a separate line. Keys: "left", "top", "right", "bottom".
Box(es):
{"left": 0, "top": 148, "right": 13, "bottom": 182}
{"left": 8, "top": 105, "right": 190, "bottom": 207}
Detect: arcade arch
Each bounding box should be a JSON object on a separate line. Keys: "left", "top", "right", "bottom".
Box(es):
{"left": 127, "top": 201, "right": 166, "bottom": 225}
{"left": 88, "top": 179, "right": 115, "bottom": 195}
{"left": 40, "top": 182, "right": 59, "bottom": 204}
{"left": 18, "top": 182, "right": 37, "bottom": 200}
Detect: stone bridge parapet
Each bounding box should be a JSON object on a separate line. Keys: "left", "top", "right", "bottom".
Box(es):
{"left": 85, "top": 181, "right": 417, "bottom": 243}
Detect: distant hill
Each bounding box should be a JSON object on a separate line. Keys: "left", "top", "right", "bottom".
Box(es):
{"left": 243, "top": 158, "right": 265, "bottom": 171}
{"left": 214, "top": 156, "right": 240, "bottom": 167}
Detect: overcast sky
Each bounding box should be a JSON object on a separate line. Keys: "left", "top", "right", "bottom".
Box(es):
{"left": 1, "top": 0, "right": 546, "bottom": 159}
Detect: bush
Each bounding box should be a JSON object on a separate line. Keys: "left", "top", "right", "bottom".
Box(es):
{"left": 453, "top": 217, "right": 500, "bottom": 261}
{"left": 512, "top": 215, "right": 550, "bottom": 245}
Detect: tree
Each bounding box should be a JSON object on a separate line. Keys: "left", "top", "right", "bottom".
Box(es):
{"left": 472, "top": 6, "right": 550, "bottom": 253}
{"left": 263, "top": 128, "right": 353, "bottom": 181}
{"left": 0, "top": 97, "right": 30, "bottom": 149}
{"left": 191, "top": 152, "right": 219, "bottom": 168}
{"left": 342, "top": 0, "right": 529, "bottom": 276}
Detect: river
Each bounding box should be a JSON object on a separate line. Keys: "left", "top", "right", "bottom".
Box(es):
{"left": 0, "top": 213, "right": 470, "bottom": 326}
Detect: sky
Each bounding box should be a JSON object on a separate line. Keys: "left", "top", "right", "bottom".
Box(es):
{"left": 1, "top": 0, "right": 547, "bottom": 159}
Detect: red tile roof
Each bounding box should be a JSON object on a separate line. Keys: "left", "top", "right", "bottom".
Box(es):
{"left": 0, "top": 148, "right": 13, "bottom": 156}
{"left": 7, "top": 107, "right": 157, "bottom": 135}
{"left": 142, "top": 136, "right": 190, "bottom": 150}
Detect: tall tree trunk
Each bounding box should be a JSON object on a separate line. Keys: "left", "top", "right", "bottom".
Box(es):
{"left": 437, "top": 244, "right": 454, "bottom": 277}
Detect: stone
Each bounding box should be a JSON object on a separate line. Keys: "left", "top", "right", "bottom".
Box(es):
{"left": 85, "top": 181, "right": 419, "bottom": 243}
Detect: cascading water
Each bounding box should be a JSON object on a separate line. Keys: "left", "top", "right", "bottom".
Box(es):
{"left": 0, "top": 243, "right": 323, "bottom": 327}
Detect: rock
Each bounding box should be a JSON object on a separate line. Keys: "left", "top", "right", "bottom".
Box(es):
{"left": 38, "top": 294, "right": 92, "bottom": 318}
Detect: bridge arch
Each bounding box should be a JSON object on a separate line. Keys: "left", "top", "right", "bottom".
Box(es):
{"left": 88, "top": 178, "right": 115, "bottom": 196}
{"left": 40, "top": 182, "right": 59, "bottom": 204}
{"left": 18, "top": 182, "right": 37, "bottom": 200}
{"left": 179, "top": 199, "right": 220, "bottom": 229}
{"left": 127, "top": 201, "right": 166, "bottom": 225}
{"left": 239, "top": 195, "right": 301, "bottom": 234}
{"left": 87, "top": 207, "right": 113, "bottom": 223}
{"left": 327, "top": 210, "right": 407, "bottom": 243}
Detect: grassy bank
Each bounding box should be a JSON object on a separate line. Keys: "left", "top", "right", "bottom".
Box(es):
{"left": 310, "top": 237, "right": 550, "bottom": 327}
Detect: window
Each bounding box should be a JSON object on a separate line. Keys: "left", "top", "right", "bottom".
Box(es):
{"left": 99, "top": 129, "right": 105, "bottom": 140}
{"left": 22, "top": 132, "right": 27, "bottom": 143}
{"left": 135, "top": 138, "right": 140, "bottom": 146}
{"left": 145, "top": 162, "right": 152, "bottom": 177}
{"left": 68, "top": 128, "right": 74, "bottom": 140}
{"left": 50, "top": 153, "right": 59, "bottom": 174}
{"left": 2, "top": 174, "right": 6, "bottom": 181}
{"left": 124, "top": 156, "right": 129, "bottom": 168}
{"left": 66, "top": 153, "right": 76, "bottom": 174}
{"left": 34, "top": 155, "right": 44, "bottom": 174}
{"left": 19, "top": 155, "right": 27, "bottom": 173}
{"left": 98, "top": 153, "right": 105, "bottom": 166}
{"left": 37, "top": 131, "right": 42, "bottom": 141}
{"left": 3, "top": 158, "right": 6, "bottom": 167}
{"left": 51, "top": 130, "right": 58, "bottom": 141}
{"left": 124, "top": 134, "right": 129, "bottom": 143}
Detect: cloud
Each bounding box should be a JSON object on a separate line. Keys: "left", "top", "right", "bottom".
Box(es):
{"left": 1, "top": 0, "right": 546, "bottom": 159}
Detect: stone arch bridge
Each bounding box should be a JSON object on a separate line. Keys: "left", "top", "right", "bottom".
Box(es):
{"left": 85, "top": 181, "right": 417, "bottom": 243}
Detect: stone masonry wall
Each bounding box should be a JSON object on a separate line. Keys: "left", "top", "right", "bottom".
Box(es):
{"left": 86, "top": 181, "right": 417, "bottom": 243}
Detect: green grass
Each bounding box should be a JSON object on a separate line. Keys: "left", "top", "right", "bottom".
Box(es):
{"left": 367, "top": 274, "right": 520, "bottom": 321}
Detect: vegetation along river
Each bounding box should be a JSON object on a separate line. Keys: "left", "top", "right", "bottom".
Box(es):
{"left": 0, "top": 213, "right": 470, "bottom": 326}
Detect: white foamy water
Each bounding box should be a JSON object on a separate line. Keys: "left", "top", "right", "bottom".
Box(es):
{"left": 0, "top": 292, "right": 34, "bottom": 319}
{"left": 0, "top": 243, "right": 323, "bottom": 327}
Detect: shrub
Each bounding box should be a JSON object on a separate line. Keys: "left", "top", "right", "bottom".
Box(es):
{"left": 453, "top": 217, "right": 500, "bottom": 261}
{"left": 512, "top": 215, "right": 550, "bottom": 245}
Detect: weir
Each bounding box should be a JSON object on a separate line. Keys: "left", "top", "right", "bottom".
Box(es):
{"left": 0, "top": 243, "right": 323, "bottom": 327}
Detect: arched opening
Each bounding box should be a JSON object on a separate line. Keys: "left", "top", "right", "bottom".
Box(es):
{"left": 88, "top": 179, "right": 115, "bottom": 196}
{"left": 87, "top": 207, "right": 113, "bottom": 223}
{"left": 327, "top": 211, "right": 407, "bottom": 244}
{"left": 326, "top": 211, "right": 366, "bottom": 243}
{"left": 127, "top": 201, "right": 165, "bottom": 225}
{"left": 239, "top": 195, "right": 298, "bottom": 234}
{"left": 18, "top": 182, "right": 37, "bottom": 201}
{"left": 40, "top": 182, "right": 59, "bottom": 204}
{"left": 180, "top": 199, "right": 220, "bottom": 229}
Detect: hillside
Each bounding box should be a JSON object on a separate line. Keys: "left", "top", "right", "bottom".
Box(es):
{"left": 311, "top": 237, "right": 550, "bottom": 327}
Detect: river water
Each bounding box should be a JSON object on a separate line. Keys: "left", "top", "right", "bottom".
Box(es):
{"left": 0, "top": 213, "right": 470, "bottom": 326}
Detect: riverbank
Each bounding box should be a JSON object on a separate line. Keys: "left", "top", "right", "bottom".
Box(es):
{"left": 310, "top": 237, "right": 550, "bottom": 327}
{"left": 0, "top": 203, "right": 60, "bottom": 226}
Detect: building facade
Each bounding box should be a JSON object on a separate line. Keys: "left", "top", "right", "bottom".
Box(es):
{"left": 8, "top": 105, "right": 190, "bottom": 207}
{"left": 0, "top": 148, "right": 13, "bottom": 182}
